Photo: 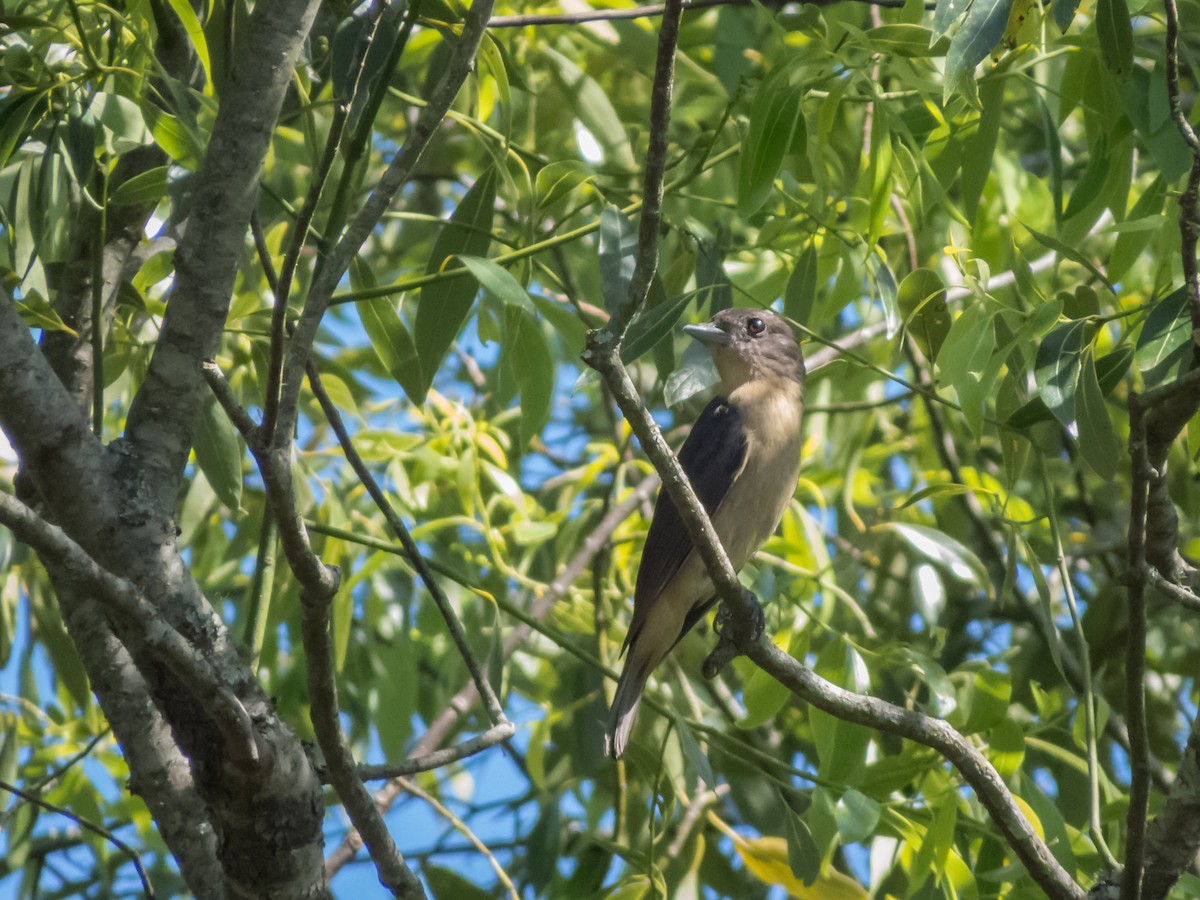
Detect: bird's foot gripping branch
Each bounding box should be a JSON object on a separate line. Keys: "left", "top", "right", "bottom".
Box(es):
{"left": 702, "top": 588, "right": 764, "bottom": 679}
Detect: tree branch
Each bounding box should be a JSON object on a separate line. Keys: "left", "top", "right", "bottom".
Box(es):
{"left": 486, "top": 0, "right": 922, "bottom": 28}
{"left": 276, "top": 0, "right": 497, "bottom": 445}
{"left": 0, "top": 492, "right": 260, "bottom": 766}
{"left": 306, "top": 362, "right": 510, "bottom": 730}
{"left": 124, "top": 0, "right": 323, "bottom": 509}
{"left": 324, "top": 476, "right": 660, "bottom": 875}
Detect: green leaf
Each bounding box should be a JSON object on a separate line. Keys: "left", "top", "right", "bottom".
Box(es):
{"left": 898, "top": 268, "right": 949, "bottom": 360}
{"left": 738, "top": 65, "right": 807, "bottom": 216}
{"left": 143, "top": 105, "right": 202, "bottom": 169}
{"left": 109, "top": 166, "right": 169, "bottom": 206}
{"left": 1008, "top": 345, "right": 1131, "bottom": 428}
{"left": 811, "top": 640, "right": 872, "bottom": 785}
{"left": 933, "top": 0, "right": 970, "bottom": 36}
{"left": 869, "top": 253, "right": 899, "bottom": 337}
{"left": 14, "top": 291, "right": 73, "bottom": 335}
{"left": 1062, "top": 134, "right": 1110, "bottom": 222}
{"left": 944, "top": 0, "right": 1012, "bottom": 96}
{"left": 508, "top": 308, "right": 554, "bottom": 446}
{"left": 622, "top": 291, "right": 693, "bottom": 364}
{"left": 536, "top": 159, "right": 593, "bottom": 210}
{"left": 833, "top": 789, "right": 881, "bottom": 844}
{"left": 0, "top": 91, "right": 43, "bottom": 168}
{"left": 1034, "top": 319, "right": 1090, "bottom": 435}
{"left": 885, "top": 523, "right": 988, "bottom": 586}
{"left": 425, "top": 865, "right": 492, "bottom": 900}
{"left": 163, "top": 0, "right": 213, "bottom": 92}
{"left": 413, "top": 169, "right": 496, "bottom": 397}
{"left": 1023, "top": 223, "right": 1115, "bottom": 292}
{"left": 1096, "top": 0, "right": 1133, "bottom": 76}
{"left": 358, "top": 299, "right": 423, "bottom": 404}
{"left": 194, "top": 393, "right": 243, "bottom": 511}
{"left": 783, "top": 244, "right": 818, "bottom": 327}
{"left": 1135, "top": 286, "right": 1190, "bottom": 387}
{"left": 1053, "top": 0, "right": 1082, "bottom": 30}
{"left": 674, "top": 713, "right": 716, "bottom": 788}
{"left": 542, "top": 47, "right": 635, "bottom": 169}
{"left": 784, "top": 807, "right": 821, "bottom": 885}
{"left": 961, "top": 77, "right": 1004, "bottom": 223}
{"left": 1076, "top": 348, "right": 1121, "bottom": 478}
{"left": 598, "top": 205, "right": 638, "bottom": 316}
{"left": 457, "top": 255, "right": 535, "bottom": 312}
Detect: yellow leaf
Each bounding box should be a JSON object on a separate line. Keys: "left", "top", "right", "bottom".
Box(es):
{"left": 1012, "top": 794, "right": 1045, "bottom": 840}
{"left": 734, "top": 835, "right": 868, "bottom": 900}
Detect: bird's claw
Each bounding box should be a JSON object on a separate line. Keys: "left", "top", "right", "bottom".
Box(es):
{"left": 702, "top": 588, "right": 764, "bottom": 679}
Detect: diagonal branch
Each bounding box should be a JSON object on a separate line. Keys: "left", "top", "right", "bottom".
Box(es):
{"left": 324, "top": 475, "right": 660, "bottom": 875}
{"left": 0, "top": 492, "right": 260, "bottom": 765}
{"left": 202, "top": 360, "right": 420, "bottom": 895}
{"left": 124, "top": 0, "right": 323, "bottom": 509}
{"left": 276, "top": 0, "right": 497, "bottom": 447}
{"left": 306, "top": 362, "right": 509, "bottom": 728}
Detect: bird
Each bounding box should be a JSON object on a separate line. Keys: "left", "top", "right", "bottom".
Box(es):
{"left": 604, "top": 307, "right": 806, "bottom": 758}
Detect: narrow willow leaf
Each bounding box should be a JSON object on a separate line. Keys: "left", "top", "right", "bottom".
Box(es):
{"left": 1135, "top": 286, "right": 1190, "bottom": 386}
{"left": 194, "top": 394, "right": 243, "bottom": 511}
{"left": 413, "top": 169, "right": 496, "bottom": 397}
{"left": 1096, "top": 0, "right": 1133, "bottom": 76}
{"left": 509, "top": 309, "right": 554, "bottom": 446}
{"left": 457, "top": 255, "right": 535, "bottom": 312}
{"left": 898, "top": 267, "right": 949, "bottom": 360}
{"left": 1033, "top": 319, "right": 1088, "bottom": 436}
{"left": 358, "top": 299, "right": 423, "bottom": 403}
{"left": 738, "top": 66, "right": 807, "bottom": 216}
{"left": 783, "top": 244, "right": 818, "bottom": 327}
{"left": 598, "top": 205, "right": 637, "bottom": 315}
{"left": 944, "top": 0, "right": 1012, "bottom": 96}
{"left": 1076, "top": 349, "right": 1120, "bottom": 478}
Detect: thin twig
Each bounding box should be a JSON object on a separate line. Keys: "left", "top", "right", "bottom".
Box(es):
{"left": 324, "top": 476, "right": 659, "bottom": 874}
{"left": 612, "top": 0, "right": 684, "bottom": 336}
{"left": 306, "top": 362, "right": 509, "bottom": 728}
{"left": 0, "top": 494, "right": 260, "bottom": 766}
{"left": 0, "top": 778, "right": 154, "bottom": 898}
{"left": 1146, "top": 567, "right": 1200, "bottom": 615}
{"left": 486, "top": 0, "right": 921, "bottom": 28}
{"left": 397, "top": 777, "right": 520, "bottom": 900}
{"left": 260, "top": 0, "right": 386, "bottom": 447}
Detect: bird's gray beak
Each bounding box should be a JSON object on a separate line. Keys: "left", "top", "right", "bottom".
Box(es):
{"left": 683, "top": 322, "right": 732, "bottom": 347}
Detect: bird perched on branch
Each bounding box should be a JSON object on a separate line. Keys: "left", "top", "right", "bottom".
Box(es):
{"left": 605, "top": 307, "right": 806, "bottom": 759}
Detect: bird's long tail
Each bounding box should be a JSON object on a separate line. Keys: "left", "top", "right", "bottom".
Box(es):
{"left": 604, "top": 662, "right": 648, "bottom": 759}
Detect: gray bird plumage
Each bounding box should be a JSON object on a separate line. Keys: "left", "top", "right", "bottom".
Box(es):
{"left": 605, "top": 308, "right": 805, "bottom": 758}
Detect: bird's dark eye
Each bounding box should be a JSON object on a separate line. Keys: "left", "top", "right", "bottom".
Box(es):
{"left": 746, "top": 317, "right": 766, "bottom": 336}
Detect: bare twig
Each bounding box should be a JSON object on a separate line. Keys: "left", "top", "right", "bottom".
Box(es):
{"left": 0, "top": 493, "right": 260, "bottom": 767}
{"left": 306, "top": 361, "right": 509, "bottom": 728}
{"left": 324, "top": 476, "right": 659, "bottom": 874}
{"left": 277, "top": 0, "right": 497, "bottom": 443}
{"left": 356, "top": 722, "right": 516, "bottom": 782}
{"left": 0, "top": 778, "right": 154, "bottom": 898}
{"left": 260, "top": 0, "right": 386, "bottom": 447}
{"left": 486, "top": 0, "right": 922, "bottom": 28}
{"left": 1146, "top": 567, "right": 1200, "bottom": 615}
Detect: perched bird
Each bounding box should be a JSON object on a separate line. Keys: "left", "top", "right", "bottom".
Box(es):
{"left": 605, "top": 307, "right": 806, "bottom": 758}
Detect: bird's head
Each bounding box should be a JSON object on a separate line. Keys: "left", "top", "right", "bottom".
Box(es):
{"left": 683, "top": 308, "right": 805, "bottom": 394}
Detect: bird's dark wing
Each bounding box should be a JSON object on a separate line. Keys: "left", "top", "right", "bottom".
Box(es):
{"left": 624, "top": 397, "right": 748, "bottom": 651}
